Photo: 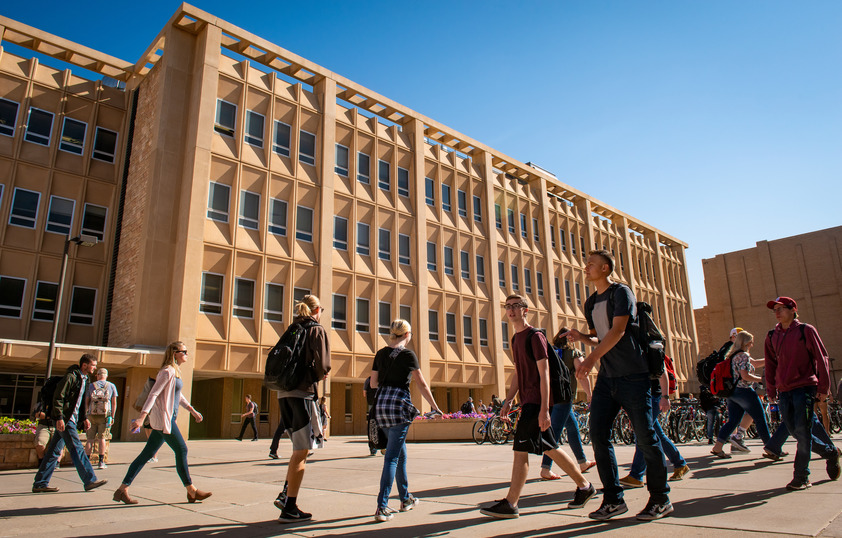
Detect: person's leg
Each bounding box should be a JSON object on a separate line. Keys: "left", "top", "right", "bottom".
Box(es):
{"left": 589, "top": 376, "right": 623, "bottom": 504}
{"left": 237, "top": 420, "right": 248, "bottom": 440}
{"left": 541, "top": 403, "right": 567, "bottom": 477}
{"left": 98, "top": 435, "right": 107, "bottom": 461}
{"left": 544, "top": 447, "right": 589, "bottom": 488}
{"left": 809, "top": 414, "right": 837, "bottom": 458}
{"left": 285, "top": 449, "right": 309, "bottom": 497}
{"left": 377, "top": 424, "right": 409, "bottom": 509}
{"left": 620, "top": 375, "right": 669, "bottom": 505}
{"left": 61, "top": 423, "right": 97, "bottom": 486}
{"left": 779, "top": 388, "right": 813, "bottom": 483}
{"left": 563, "top": 404, "right": 589, "bottom": 465}
{"left": 122, "top": 430, "right": 166, "bottom": 486}
{"left": 713, "top": 395, "right": 746, "bottom": 452}
{"left": 706, "top": 408, "right": 716, "bottom": 441}
{"left": 741, "top": 391, "right": 772, "bottom": 445}
{"left": 33, "top": 429, "right": 65, "bottom": 488}
{"left": 249, "top": 417, "right": 259, "bottom": 440}
{"left": 766, "top": 421, "right": 789, "bottom": 454}
{"left": 392, "top": 423, "right": 411, "bottom": 502}
{"left": 270, "top": 421, "right": 284, "bottom": 454}
{"left": 505, "top": 451, "right": 530, "bottom": 506}
{"left": 162, "top": 421, "right": 193, "bottom": 486}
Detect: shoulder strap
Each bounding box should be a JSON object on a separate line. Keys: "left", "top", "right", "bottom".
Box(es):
{"left": 605, "top": 282, "right": 622, "bottom": 329}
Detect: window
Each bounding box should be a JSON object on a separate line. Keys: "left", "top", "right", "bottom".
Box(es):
{"left": 378, "top": 302, "right": 391, "bottom": 335}
{"left": 537, "top": 272, "right": 544, "bottom": 297}
{"left": 398, "top": 234, "right": 410, "bottom": 265}
{"left": 397, "top": 167, "right": 409, "bottom": 197}
{"left": 0, "top": 98, "right": 19, "bottom": 137}
{"left": 555, "top": 277, "right": 561, "bottom": 300}
{"left": 299, "top": 130, "right": 316, "bottom": 165}
{"left": 479, "top": 319, "right": 489, "bottom": 347}
{"left": 565, "top": 279, "right": 571, "bottom": 303}
{"left": 59, "top": 118, "right": 86, "bottom": 154}
{"left": 80, "top": 204, "right": 107, "bottom": 241}
{"left": 446, "top": 313, "right": 456, "bottom": 343}
{"left": 32, "top": 281, "right": 58, "bottom": 321}
{"left": 356, "top": 223, "right": 370, "bottom": 256}
{"left": 356, "top": 298, "right": 370, "bottom": 332}
{"left": 378, "top": 228, "right": 391, "bottom": 261}
{"left": 620, "top": 252, "right": 625, "bottom": 271}
{"left": 233, "top": 278, "right": 255, "bottom": 318}
{"left": 296, "top": 206, "right": 314, "bottom": 242}
{"left": 335, "top": 144, "right": 349, "bottom": 176}
{"left": 68, "top": 286, "right": 96, "bottom": 325}
{"left": 214, "top": 99, "right": 236, "bottom": 137}
{"left": 400, "top": 304, "right": 411, "bottom": 324}
{"left": 457, "top": 190, "right": 467, "bottom": 217}
{"left": 550, "top": 226, "right": 556, "bottom": 248}
{"left": 95, "top": 128, "right": 120, "bottom": 166}
{"left": 581, "top": 237, "right": 586, "bottom": 261}
{"left": 207, "top": 182, "right": 230, "bottom": 222}
{"left": 293, "top": 288, "right": 310, "bottom": 304}
{"left": 46, "top": 196, "right": 75, "bottom": 235}
{"left": 273, "top": 121, "right": 291, "bottom": 156}
{"left": 443, "top": 246, "right": 454, "bottom": 276}
{"left": 560, "top": 228, "right": 567, "bottom": 252}
{"left": 378, "top": 160, "right": 390, "bottom": 191}
{"left": 357, "top": 152, "right": 370, "bottom": 184}
{"left": 239, "top": 191, "right": 260, "bottom": 229}
{"left": 333, "top": 216, "right": 348, "bottom": 250}
{"left": 571, "top": 232, "right": 576, "bottom": 256}
{"left": 511, "top": 264, "right": 519, "bottom": 291}
{"left": 520, "top": 214, "right": 527, "bottom": 239}
{"left": 463, "top": 316, "right": 473, "bottom": 345}
{"left": 9, "top": 188, "right": 40, "bottom": 229}
{"left": 495, "top": 204, "right": 502, "bottom": 229}
{"left": 502, "top": 321, "right": 510, "bottom": 350}
{"left": 473, "top": 195, "right": 482, "bottom": 223}
{"left": 427, "top": 242, "right": 437, "bottom": 271}
{"left": 200, "top": 273, "right": 223, "bottom": 314}
{"left": 332, "top": 294, "right": 347, "bottom": 330}
{"left": 575, "top": 282, "right": 582, "bottom": 306}
{"left": 507, "top": 208, "right": 515, "bottom": 233}
{"left": 585, "top": 285, "right": 590, "bottom": 298}
{"left": 533, "top": 218, "right": 540, "bottom": 242}
{"left": 0, "top": 276, "right": 26, "bottom": 318}
{"left": 244, "top": 110, "right": 264, "bottom": 148}
{"left": 524, "top": 268, "right": 532, "bottom": 294}
{"left": 428, "top": 310, "right": 439, "bottom": 341}
{"left": 425, "top": 177, "right": 435, "bottom": 206}
{"left": 498, "top": 260, "right": 505, "bottom": 288}
{"left": 476, "top": 255, "right": 485, "bottom": 283}
{"left": 269, "top": 198, "right": 287, "bottom": 236}
{"left": 264, "top": 283, "right": 284, "bottom": 322}
{"left": 441, "top": 184, "right": 451, "bottom": 212}
{"left": 25, "top": 108, "right": 53, "bottom": 145}
{"left": 460, "top": 250, "right": 470, "bottom": 279}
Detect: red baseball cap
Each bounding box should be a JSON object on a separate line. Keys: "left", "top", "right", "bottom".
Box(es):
{"left": 767, "top": 296, "right": 797, "bottom": 310}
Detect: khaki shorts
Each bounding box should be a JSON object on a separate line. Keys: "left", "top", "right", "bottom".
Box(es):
{"left": 35, "top": 424, "right": 55, "bottom": 447}
{"left": 87, "top": 415, "right": 111, "bottom": 440}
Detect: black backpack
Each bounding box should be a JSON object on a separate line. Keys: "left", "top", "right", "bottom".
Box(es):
{"left": 514, "top": 327, "right": 573, "bottom": 404}
{"left": 460, "top": 401, "right": 473, "bottom": 414}
{"left": 696, "top": 341, "right": 731, "bottom": 386}
{"left": 605, "top": 282, "right": 666, "bottom": 380}
{"left": 39, "top": 375, "right": 64, "bottom": 419}
{"left": 264, "top": 319, "right": 319, "bottom": 391}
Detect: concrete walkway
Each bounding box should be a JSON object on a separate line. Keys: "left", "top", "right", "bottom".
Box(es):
{"left": 2, "top": 434, "right": 842, "bottom": 537}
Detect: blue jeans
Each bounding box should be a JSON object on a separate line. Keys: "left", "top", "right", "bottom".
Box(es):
{"left": 590, "top": 373, "right": 669, "bottom": 504}
{"left": 777, "top": 386, "right": 821, "bottom": 480}
{"left": 541, "top": 401, "right": 588, "bottom": 469}
{"left": 706, "top": 407, "right": 719, "bottom": 440}
{"left": 377, "top": 422, "right": 411, "bottom": 510}
{"left": 716, "top": 387, "right": 771, "bottom": 445}
{"left": 122, "top": 419, "right": 192, "bottom": 486}
{"left": 629, "top": 395, "right": 686, "bottom": 480}
{"left": 33, "top": 421, "right": 97, "bottom": 488}
{"left": 766, "top": 404, "right": 836, "bottom": 459}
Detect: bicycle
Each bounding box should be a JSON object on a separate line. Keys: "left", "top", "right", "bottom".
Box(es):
{"left": 472, "top": 414, "right": 496, "bottom": 445}
{"left": 490, "top": 405, "right": 521, "bottom": 444}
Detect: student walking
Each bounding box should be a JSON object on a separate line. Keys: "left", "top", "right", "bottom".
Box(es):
{"left": 114, "top": 342, "right": 210, "bottom": 505}
{"left": 372, "top": 319, "right": 440, "bottom": 522}
{"left": 235, "top": 394, "right": 258, "bottom": 441}
{"left": 480, "top": 296, "right": 595, "bottom": 520}
{"left": 565, "top": 250, "right": 672, "bottom": 521}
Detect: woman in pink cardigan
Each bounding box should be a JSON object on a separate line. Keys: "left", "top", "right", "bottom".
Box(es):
{"left": 113, "top": 341, "right": 211, "bottom": 504}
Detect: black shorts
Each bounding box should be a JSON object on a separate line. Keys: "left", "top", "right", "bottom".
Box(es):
{"left": 513, "top": 403, "right": 559, "bottom": 455}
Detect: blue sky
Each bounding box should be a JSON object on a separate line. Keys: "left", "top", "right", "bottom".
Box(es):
{"left": 3, "top": 1, "right": 840, "bottom": 307}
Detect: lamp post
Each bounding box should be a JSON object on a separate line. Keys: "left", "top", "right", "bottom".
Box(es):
{"left": 45, "top": 234, "right": 98, "bottom": 379}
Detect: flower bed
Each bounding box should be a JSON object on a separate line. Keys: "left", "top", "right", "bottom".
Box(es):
{"left": 407, "top": 412, "right": 494, "bottom": 442}
{"left": 0, "top": 417, "right": 105, "bottom": 470}
{"left": 0, "top": 417, "right": 37, "bottom": 435}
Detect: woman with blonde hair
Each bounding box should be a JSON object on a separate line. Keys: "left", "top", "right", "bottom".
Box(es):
{"left": 710, "top": 331, "right": 772, "bottom": 458}
{"left": 113, "top": 341, "right": 210, "bottom": 504}
{"left": 372, "top": 319, "right": 440, "bottom": 522}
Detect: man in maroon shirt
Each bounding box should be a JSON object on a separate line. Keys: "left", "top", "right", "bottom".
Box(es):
{"left": 764, "top": 296, "right": 840, "bottom": 490}
{"left": 479, "top": 295, "right": 595, "bottom": 519}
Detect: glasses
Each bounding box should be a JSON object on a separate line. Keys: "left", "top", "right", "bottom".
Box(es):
{"left": 177, "top": 349, "right": 188, "bottom": 355}
{"left": 504, "top": 303, "right": 526, "bottom": 311}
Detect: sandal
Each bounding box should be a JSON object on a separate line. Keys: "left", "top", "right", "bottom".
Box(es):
{"left": 581, "top": 461, "right": 597, "bottom": 473}
{"left": 711, "top": 449, "right": 731, "bottom": 459}
{"left": 540, "top": 473, "right": 563, "bottom": 481}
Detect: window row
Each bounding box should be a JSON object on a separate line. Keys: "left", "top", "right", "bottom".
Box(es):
{"left": 427, "top": 310, "right": 489, "bottom": 347}
{"left": 3, "top": 186, "right": 108, "bottom": 239}
{"left": 494, "top": 261, "right": 546, "bottom": 297}
{"left": 0, "top": 99, "right": 119, "bottom": 163}
{"left": 425, "top": 242, "right": 486, "bottom": 283}
{"left": 425, "top": 178, "right": 482, "bottom": 223}
{"left": 0, "top": 275, "right": 97, "bottom": 324}
{"left": 330, "top": 295, "right": 412, "bottom": 333}
{"left": 335, "top": 144, "right": 411, "bottom": 198}
{"left": 199, "top": 274, "right": 312, "bottom": 320}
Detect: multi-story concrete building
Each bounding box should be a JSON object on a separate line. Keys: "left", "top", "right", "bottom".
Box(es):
{"left": 694, "top": 225, "right": 842, "bottom": 395}
{"left": 0, "top": 4, "right": 697, "bottom": 440}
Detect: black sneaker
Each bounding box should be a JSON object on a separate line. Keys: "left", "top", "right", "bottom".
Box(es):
{"left": 480, "top": 499, "right": 519, "bottom": 519}
{"left": 268, "top": 452, "right": 279, "bottom": 460}
{"left": 786, "top": 478, "right": 812, "bottom": 491}
{"left": 400, "top": 494, "right": 419, "bottom": 512}
{"left": 588, "top": 501, "right": 628, "bottom": 521}
{"left": 273, "top": 491, "right": 287, "bottom": 510}
{"left": 278, "top": 506, "right": 312, "bottom": 523}
{"left": 568, "top": 483, "right": 597, "bottom": 509}
{"left": 762, "top": 449, "right": 783, "bottom": 462}
{"left": 636, "top": 501, "right": 674, "bottom": 521}
{"left": 827, "top": 448, "right": 841, "bottom": 481}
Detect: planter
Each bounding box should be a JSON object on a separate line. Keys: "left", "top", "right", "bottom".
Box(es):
{"left": 406, "top": 418, "right": 477, "bottom": 442}
{"left": 0, "top": 433, "right": 39, "bottom": 470}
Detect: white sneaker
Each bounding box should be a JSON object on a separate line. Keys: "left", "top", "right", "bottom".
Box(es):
{"left": 148, "top": 457, "right": 158, "bottom": 463}
{"left": 98, "top": 461, "right": 107, "bottom": 469}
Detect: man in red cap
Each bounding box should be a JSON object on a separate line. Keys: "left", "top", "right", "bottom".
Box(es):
{"left": 764, "top": 296, "right": 839, "bottom": 491}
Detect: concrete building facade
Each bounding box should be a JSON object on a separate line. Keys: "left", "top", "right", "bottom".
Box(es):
{"left": 0, "top": 4, "right": 697, "bottom": 440}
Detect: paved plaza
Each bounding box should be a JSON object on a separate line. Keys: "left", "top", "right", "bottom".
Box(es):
{"left": 2, "top": 434, "right": 842, "bottom": 537}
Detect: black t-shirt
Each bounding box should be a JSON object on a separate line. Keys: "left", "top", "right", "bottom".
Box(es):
{"left": 372, "top": 347, "right": 419, "bottom": 391}
{"left": 584, "top": 282, "right": 647, "bottom": 378}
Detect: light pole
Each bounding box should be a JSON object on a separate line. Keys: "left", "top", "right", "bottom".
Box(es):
{"left": 45, "top": 234, "right": 98, "bottom": 379}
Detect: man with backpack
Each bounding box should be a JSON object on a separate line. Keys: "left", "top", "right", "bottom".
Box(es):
{"left": 479, "top": 295, "right": 595, "bottom": 519}
{"left": 236, "top": 394, "right": 259, "bottom": 441}
{"left": 763, "top": 296, "right": 840, "bottom": 490}
{"left": 85, "top": 368, "right": 118, "bottom": 469}
{"left": 565, "top": 250, "right": 671, "bottom": 521}
{"left": 460, "top": 397, "right": 476, "bottom": 414}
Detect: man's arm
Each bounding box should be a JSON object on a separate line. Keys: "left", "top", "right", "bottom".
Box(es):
{"left": 576, "top": 315, "right": 630, "bottom": 380}
{"left": 764, "top": 334, "right": 778, "bottom": 400}
{"left": 500, "top": 370, "right": 520, "bottom": 417}
{"left": 536, "top": 358, "right": 552, "bottom": 431}
{"left": 805, "top": 325, "right": 831, "bottom": 399}
{"left": 659, "top": 370, "right": 671, "bottom": 413}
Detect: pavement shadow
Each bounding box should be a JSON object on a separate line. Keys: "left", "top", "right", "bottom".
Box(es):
{"left": 412, "top": 481, "right": 511, "bottom": 498}
{"left": 0, "top": 503, "right": 135, "bottom": 517}
{"left": 670, "top": 485, "right": 789, "bottom": 518}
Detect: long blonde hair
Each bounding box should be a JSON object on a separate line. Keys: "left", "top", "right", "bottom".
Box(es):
{"left": 294, "top": 294, "right": 321, "bottom": 318}
{"left": 161, "top": 341, "right": 185, "bottom": 378}
{"left": 727, "top": 331, "right": 754, "bottom": 360}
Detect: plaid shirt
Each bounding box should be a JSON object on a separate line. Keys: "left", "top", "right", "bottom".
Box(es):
{"left": 374, "top": 386, "right": 418, "bottom": 428}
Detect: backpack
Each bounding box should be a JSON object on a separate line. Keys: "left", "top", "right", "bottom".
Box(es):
{"left": 514, "top": 327, "right": 573, "bottom": 404}
{"left": 605, "top": 283, "right": 666, "bottom": 380}
{"left": 696, "top": 342, "right": 730, "bottom": 386}
{"left": 89, "top": 381, "right": 110, "bottom": 415}
{"left": 264, "top": 319, "right": 320, "bottom": 391}
{"left": 39, "top": 376, "right": 64, "bottom": 420}
{"left": 664, "top": 355, "right": 677, "bottom": 394}
{"left": 132, "top": 377, "right": 156, "bottom": 412}
{"left": 710, "top": 356, "right": 736, "bottom": 397}
{"left": 251, "top": 402, "right": 259, "bottom": 416}
{"left": 460, "top": 401, "right": 473, "bottom": 414}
